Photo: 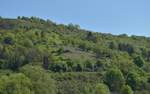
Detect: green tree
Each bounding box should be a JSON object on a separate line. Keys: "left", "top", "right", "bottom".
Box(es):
{"left": 2, "top": 33, "right": 15, "bottom": 45}
{"left": 105, "top": 68, "right": 125, "bottom": 91}
{"left": 126, "top": 71, "right": 147, "bottom": 90}
{"left": 133, "top": 56, "right": 145, "bottom": 67}
{"left": 118, "top": 43, "right": 135, "bottom": 54}
{"left": 121, "top": 85, "right": 133, "bottom": 94}
{"left": 75, "top": 63, "right": 83, "bottom": 72}
{"left": 95, "top": 83, "right": 110, "bottom": 94}
{"left": 86, "top": 32, "right": 96, "bottom": 42}
{"left": 109, "top": 41, "right": 118, "bottom": 49}
{"left": 68, "top": 23, "right": 80, "bottom": 30}
{"left": 84, "top": 60, "right": 94, "bottom": 72}
{"left": 17, "top": 16, "right": 21, "bottom": 19}
{"left": 82, "top": 85, "right": 94, "bottom": 94}
{"left": 42, "top": 55, "right": 51, "bottom": 70}
{"left": 49, "top": 62, "right": 68, "bottom": 72}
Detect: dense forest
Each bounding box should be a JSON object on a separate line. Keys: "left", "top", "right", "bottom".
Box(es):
{"left": 0, "top": 16, "right": 150, "bottom": 94}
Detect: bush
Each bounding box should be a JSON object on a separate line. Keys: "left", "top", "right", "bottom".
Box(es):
{"left": 105, "top": 68, "right": 125, "bottom": 91}
{"left": 0, "top": 73, "right": 34, "bottom": 94}
{"left": 20, "top": 65, "right": 56, "bottom": 94}
{"left": 127, "top": 71, "right": 147, "bottom": 90}
{"left": 95, "top": 83, "right": 110, "bottom": 94}
{"left": 133, "top": 56, "right": 145, "bottom": 67}
{"left": 121, "top": 85, "right": 133, "bottom": 94}
{"left": 2, "top": 33, "right": 15, "bottom": 45}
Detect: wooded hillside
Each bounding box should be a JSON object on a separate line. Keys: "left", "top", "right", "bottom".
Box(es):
{"left": 0, "top": 16, "right": 150, "bottom": 94}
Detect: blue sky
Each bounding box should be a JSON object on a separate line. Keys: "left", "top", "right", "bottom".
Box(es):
{"left": 1, "top": 0, "right": 150, "bottom": 36}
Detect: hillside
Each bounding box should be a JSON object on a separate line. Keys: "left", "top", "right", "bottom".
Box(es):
{"left": 0, "top": 16, "right": 150, "bottom": 94}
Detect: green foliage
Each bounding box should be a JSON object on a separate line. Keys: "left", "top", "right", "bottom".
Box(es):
{"left": 133, "top": 56, "right": 145, "bottom": 67}
{"left": 68, "top": 23, "right": 80, "bottom": 30}
{"left": 95, "top": 83, "right": 110, "bottom": 94}
{"left": 118, "top": 42, "right": 135, "bottom": 54}
{"left": 82, "top": 85, "right": 94, "bottom": 94}
{"left": 127, "top": 71, "right": 147, "bottom": 90}
{"left": 121, "top": 85, "right": 133, "bottom": 94}
{"left": 0, "top": 17, "right": 150, "bottom": 94}
{"left": 105, "top": 68, "right": 125, "bottom": 91}
{"left": 2, "top": 33, "right": 15, "bottom": 45}
{"left": 0, "top": 73, "right": 34, "bottom": 94}
{"left": 52, "top": 72, "right": 102, "bottom": 94}
{"left": 20, "top": 65, "right": 56, "bottom": 94}
{"left": 109, "top": 41, "right": 118, "bottom": 50}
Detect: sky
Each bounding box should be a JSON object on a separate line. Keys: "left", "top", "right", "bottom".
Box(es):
{"left": 0, "top": 0, "right": 150, "bottom": 36}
